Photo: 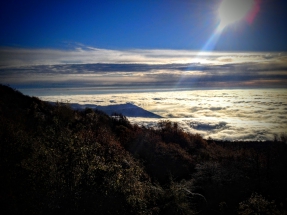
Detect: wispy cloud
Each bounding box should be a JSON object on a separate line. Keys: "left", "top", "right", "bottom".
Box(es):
{"left": 1, "top": 46, "right": 286, "bottom": 67}
{"left": 0, "top": 46, "right": 287, "bottom": 90}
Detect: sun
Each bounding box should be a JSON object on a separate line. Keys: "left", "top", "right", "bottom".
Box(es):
{"left": 218, "top": 0, "right": 254, "bottom": 30}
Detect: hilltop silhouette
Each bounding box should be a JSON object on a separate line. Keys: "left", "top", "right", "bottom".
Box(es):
{"left": 67, "top": 102, "right": 162, "bottom": 118}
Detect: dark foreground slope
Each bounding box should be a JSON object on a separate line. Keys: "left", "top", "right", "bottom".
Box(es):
{"left": 0, "top": 84, "right": 287, "bottom": 215}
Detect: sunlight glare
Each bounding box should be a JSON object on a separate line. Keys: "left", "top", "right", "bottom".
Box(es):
{"left": 218, "top": 0, "right": 254, "bottom": 30}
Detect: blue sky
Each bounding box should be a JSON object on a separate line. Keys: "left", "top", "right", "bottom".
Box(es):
{"left": 1, "top": 0, "right": 287, "bottom": 51}
{"left": 0, "top": 0, "right": 287, "bottom": 93}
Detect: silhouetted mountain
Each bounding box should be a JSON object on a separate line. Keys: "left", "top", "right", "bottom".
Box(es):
{"left": 55, "top": 102, "right": 162, "bottom": 118}
{"left": 96, "top": 103, "right": 162, "bottom": 118}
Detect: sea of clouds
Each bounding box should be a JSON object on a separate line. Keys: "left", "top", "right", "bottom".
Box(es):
{"left": 1, "top": 47, "right": 286, "bottom": 141}
{"left": 40, "top": 89, "right": 287, "bottom": 141}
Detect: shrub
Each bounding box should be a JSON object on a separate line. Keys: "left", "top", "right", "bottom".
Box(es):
{"left": 238, "top": 193, "right": 284, "bottom": 215}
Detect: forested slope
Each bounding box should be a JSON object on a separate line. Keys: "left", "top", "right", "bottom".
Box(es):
{"left": 0, "top": 84, "right": 286, "bottom": 214}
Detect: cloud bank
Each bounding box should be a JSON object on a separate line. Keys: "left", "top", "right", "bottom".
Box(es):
{"left": 0, "top": 47, "right": 287, "bottom": 93}
{"left": 39, "top": 89, "right": 287, "bottom": 141}
{"left": 1, "top": 47, "right": 285, "bottom": 141}
{"left": 1, "top": 46, "right": 286, "bottom": 67}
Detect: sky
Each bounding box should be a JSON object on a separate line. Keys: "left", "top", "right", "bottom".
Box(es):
{"left": 1, "top": 0, "right": 287, "bottom": 51}
{"left": 0, "top": 0, "right": 287, "bottom": 92}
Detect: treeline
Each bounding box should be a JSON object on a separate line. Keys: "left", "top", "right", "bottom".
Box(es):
{"left": 0, "top": 84, "right": 286, "bottom": 215}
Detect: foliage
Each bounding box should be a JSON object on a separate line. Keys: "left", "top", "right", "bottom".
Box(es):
{"left": 238, "top": 193, "right": 286, "bottom": 215}
{"left": 0, "top": 84, "right": 287, "bottom": 214}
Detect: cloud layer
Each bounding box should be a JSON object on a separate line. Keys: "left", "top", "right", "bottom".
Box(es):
{"left": 1, "top": 47, "right": 286, "bottom": 141}
{"left": 1, "top": 47, "right": 286, "bottom": 67}
{"left": 1, "top": 47, "right": 287, "bottom": 91}
{"left": 39, "top": 89, "right": 287, "bottom": 141}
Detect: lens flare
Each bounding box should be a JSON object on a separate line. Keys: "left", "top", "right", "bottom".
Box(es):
{"left": 218, "top": 0, "right": 254, "bottom": 30}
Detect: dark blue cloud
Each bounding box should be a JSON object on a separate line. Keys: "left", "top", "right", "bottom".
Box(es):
{"left": 1, "top": 61, "right": 287, "bottom": 93}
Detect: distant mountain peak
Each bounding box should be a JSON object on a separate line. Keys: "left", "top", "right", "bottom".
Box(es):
{"left": 68, "top": 102, "right": 162, "bottom": 118}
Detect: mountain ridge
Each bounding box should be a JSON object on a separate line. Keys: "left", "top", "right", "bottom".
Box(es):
{"left": 56, "top": 102, "right": 163, "bottom": 118}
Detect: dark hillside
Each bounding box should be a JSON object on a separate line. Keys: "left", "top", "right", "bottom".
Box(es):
{"left": 0, "top": 84, "right": 286, "bottom": 215}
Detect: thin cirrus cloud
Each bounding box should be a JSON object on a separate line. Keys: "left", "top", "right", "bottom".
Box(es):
{"left": 0, "top": 46, "right": 286, "bottom": 66}
{"left": 0, "top": 46, "right": 287, "bottom": 92}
